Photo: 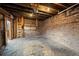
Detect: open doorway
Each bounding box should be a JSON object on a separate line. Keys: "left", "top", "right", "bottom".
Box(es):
{"left": 5, "top": 18, "right": 11, "bottom": 43}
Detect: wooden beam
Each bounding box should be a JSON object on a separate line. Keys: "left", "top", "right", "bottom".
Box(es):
{"left": 0, "top": 7, "right": 11, "bottom": 17}
{"left": 58, "top": 4, "right": 78, "bottom": 14}
{"left": 54, "top": 3, "right": 66, "bottom": 8}
{"left": 1, "top": 5, "right": 33, "bottom": 13}
{"left": 1, "top": 7, "right": 24, "bottom": 17}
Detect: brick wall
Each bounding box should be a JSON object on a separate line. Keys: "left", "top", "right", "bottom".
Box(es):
{"left": 38, "top": 4, "right": 79, "bottom": 52}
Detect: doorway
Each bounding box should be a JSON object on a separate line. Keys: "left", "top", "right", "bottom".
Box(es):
{"left": 5, "top": 18, "right": 11, "bottom": 43}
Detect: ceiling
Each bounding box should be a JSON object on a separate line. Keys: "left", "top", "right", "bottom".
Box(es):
{"left": 0, "top": 3, "right": 75, "bottom": 20}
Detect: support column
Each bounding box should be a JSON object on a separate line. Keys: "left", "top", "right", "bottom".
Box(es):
{"left": 3, "top": 15, "right": 6, "bottom": 46}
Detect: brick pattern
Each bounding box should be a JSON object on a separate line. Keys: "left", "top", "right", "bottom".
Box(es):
{"left": 38, "top": 5, "right": 79, "bottom": 52}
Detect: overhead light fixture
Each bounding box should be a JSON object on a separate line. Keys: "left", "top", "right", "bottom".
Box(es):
{"left": 29, "top": 13, "right": 33, "bottom": 17}
{"left": 23, "top": 13, "right": 35, "bottom": 18}
{"left": 47, "top": 8, "right": 50, "bottom": 12}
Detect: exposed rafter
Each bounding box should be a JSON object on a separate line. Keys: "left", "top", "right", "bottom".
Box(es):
{"left": 0, "top": 3, "right": 75, "bottom": 20}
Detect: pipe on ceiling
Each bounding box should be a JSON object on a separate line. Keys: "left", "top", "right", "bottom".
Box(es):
{"left": 58, "top": 3, "right": 79, "bottom": 14}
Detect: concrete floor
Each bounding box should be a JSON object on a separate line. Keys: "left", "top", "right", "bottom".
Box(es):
{"left": 1, "top": 36, "right": 79, "bottom": 56}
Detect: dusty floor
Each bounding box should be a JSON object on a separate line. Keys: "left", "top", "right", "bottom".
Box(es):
{"left": 1, "top": 36, "right": 79, "bottom": 56}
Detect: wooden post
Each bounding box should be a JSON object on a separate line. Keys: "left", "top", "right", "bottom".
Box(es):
{"left": 3, "top": 15, "right": 6, "bottom": 46}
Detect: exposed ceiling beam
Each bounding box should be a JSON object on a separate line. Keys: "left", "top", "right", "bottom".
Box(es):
{"left": 0, "top": 5, "right": 33, "bottom": 13}
{"left": 14, "top": 3, "right": 31, "bottom": 8}
{"left": 1, "top": 4, "right": 53, "bottom": 16}
{"left": 39, "top": 3, "right": 66, "bottom": 10}
{"left": 0, "top": 3, "right": 74, "bottom": 21}
{"left": 0, "top": 7, "right": 11, "bottom": 17}
{"left": 53, "top": 3, "right": 66, "bottom": 8}
{"left": 13, "top": 3, "right": 58, "bottom": 15}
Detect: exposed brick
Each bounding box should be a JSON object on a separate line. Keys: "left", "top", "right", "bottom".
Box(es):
{"left": 38, "top": 5, "right": 79, "bottom": 52}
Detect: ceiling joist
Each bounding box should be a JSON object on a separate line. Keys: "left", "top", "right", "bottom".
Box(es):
{"left": 0, "top": 3, "right": 75, "bottom": 20}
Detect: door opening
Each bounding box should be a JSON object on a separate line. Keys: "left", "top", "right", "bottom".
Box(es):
{"left": 5, "top": 19, "right": 11, "bottom": 43}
